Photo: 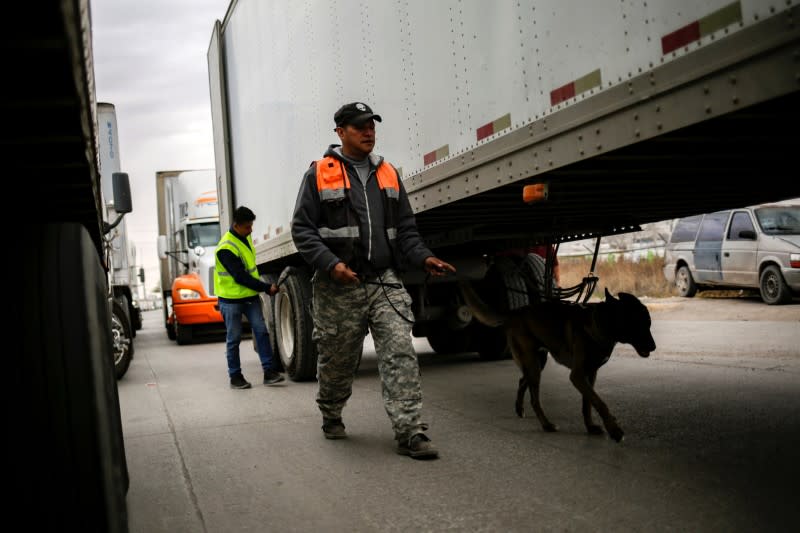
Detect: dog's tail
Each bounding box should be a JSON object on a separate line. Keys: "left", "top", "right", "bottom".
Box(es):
{"left": 458, "top": 281, "right": 506, "bottom": 328}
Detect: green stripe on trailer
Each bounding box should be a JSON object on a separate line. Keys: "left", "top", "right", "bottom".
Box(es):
{"left": 573, "top": 69, "right": 602, "bottom": 95}
{"left": 699, "top": 2, "right": 742, "bottom": 37}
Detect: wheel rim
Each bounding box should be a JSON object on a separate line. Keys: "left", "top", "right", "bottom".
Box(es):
{"left": 763, "top": 271, "right": 779, "bottom": 300}
{"left": 676, "top": 268, "right": 689, "bottom": 294}
{"left": 277, "top": 292, "right": 295, "bottom": 364}
{"left": 110, "top": 312, "right": 130, "bottom": 366}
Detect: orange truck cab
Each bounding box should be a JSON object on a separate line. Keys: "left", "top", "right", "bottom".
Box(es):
{"left": 157, "top": 170, "right": 225, "bottom": 344}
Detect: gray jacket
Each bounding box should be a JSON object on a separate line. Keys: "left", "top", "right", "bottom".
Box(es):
{"left": 291, "top": 144, "right": 433, "bottom": 276}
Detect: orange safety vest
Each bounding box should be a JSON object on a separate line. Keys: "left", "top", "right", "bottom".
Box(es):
{"left": 314, "top": 156, "right": 401, "bottom": 272}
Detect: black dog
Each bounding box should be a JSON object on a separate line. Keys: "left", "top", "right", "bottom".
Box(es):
{"left": 459, "top": 282, "right": 656, "bottom": 442}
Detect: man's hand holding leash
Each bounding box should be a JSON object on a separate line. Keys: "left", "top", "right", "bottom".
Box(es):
{"left": 424, "top": 256, "right": 456, "bottom": 277}
{"left": 331, "top": 261, "right": 361, "bottom": 285}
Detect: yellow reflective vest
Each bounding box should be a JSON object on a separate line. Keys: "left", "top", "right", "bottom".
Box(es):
{"left": 214, "top": 231, "right": 260, "bottom": 299}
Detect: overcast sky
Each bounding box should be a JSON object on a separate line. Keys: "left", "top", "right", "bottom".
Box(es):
{"left": 91, "top": 0, "right": 231, "bottom": 295}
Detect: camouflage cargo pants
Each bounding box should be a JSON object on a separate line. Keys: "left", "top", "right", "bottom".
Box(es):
{"left": 312, "top": 268, "right": 425, "bottom": 440}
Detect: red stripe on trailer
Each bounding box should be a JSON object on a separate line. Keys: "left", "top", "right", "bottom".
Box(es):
{"left": 476, "top": 122, "right": 494, "bottom": 141}
{"left": 424, "top": 145, "right": 449, "bottom": 166}
{"left": 550, "top": 82, "right": 576, "bottom": 106}
{"left": 662, "top": 21, "right": 700, "bottom": 54}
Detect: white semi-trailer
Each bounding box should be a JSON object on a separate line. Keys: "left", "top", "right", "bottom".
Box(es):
{"left": 98, "top": 102, "right": 137, "bottom": 378}
{"left": 208, "top": 0, "right": 800, "bottom": 380}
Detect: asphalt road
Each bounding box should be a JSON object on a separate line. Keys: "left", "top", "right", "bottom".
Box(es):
{"left": 119, "top": 298, "right": 800, "bottom": 532}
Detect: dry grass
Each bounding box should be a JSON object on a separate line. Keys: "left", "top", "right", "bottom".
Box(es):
{"left": 558, "top": 255, "right": 755, "bottom": 300}
{"left": 560, "top": 255, "right": 673, "bottom": 299}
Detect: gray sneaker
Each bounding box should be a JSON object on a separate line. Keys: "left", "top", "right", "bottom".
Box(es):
{"left": 322, "top": 418, "right": 347, "bottom": 440}
{"left": 397, "top": 433, "right": 438, "bottom": 459}
{"left": 263, "top": 370, "right": 285, "bottom": 386}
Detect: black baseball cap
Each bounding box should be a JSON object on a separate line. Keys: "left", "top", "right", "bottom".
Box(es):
{"left": 334, "top": 102, "right": 383, "bottom": 127}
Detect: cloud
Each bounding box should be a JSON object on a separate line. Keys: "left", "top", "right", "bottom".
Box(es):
{"left": 91, "top": 0, "right": 229, "bottom": 294}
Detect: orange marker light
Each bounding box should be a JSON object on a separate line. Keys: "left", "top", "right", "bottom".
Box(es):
{"left": 523, "top": 183, "right": 549, "bottom": 203}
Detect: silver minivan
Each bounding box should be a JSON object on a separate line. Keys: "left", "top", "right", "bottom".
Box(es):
{"left": 663, "top": 204, "right": 800, "bottom": 304}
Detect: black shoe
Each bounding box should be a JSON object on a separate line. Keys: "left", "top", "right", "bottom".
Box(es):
{"left": 230, "top": 373, "right": 252, "bottom": 389}
{"left": 397, "top": 433, "right": 438, "bottom": 459}
{"left": 322, "top": 418, "right": 347, "bottom": 440}
{"left": 263, "top": 370, "right": 286, "bottom": 386}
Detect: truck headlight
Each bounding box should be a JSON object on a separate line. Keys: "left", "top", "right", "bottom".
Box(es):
{"left": 177, "top": 289, "right": 201, "bottom": 300}
{"left": 194, "top": 246, "right": 206, "bottom": 257}
{"left": 790, "top": 253, "right": 800, "bottom": 268}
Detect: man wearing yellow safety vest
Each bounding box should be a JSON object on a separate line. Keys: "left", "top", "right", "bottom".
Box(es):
{"left": 215, "top": 206, "right": 285, "bottom": 389}
{"left": 291, "top": 102, "right": 455, "bottom": 459}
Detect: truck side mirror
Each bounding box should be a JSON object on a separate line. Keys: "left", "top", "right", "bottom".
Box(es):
{"left": 157, "top": 235, "right": 168, "bottom": 259}
{"left": 738, "top": 229, "right": 757, "bottom": 240}
{"left": 138, "top": 267, "right": 145, "bottom": 283}
{"left": 112, "top": 172, "right": 133, "bottom": 214}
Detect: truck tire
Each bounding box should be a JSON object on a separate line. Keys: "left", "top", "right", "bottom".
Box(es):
{"left": 760, "top": 264, "right": 792, "bottom": 305}
{"left": 116, "top": 294, "right": 137, "bottom": 338}
{"left": 470, "top": 321, "right": 509, "bottom": 361}
{"left": 175, "top": 319, "right": 193, "bottom": 345}
{"left": 426, "top": 327, "right": 472, "bottom": 354}
{"left": 20, "top": 223, "right": 128, "bottom": 531}
{"left": 274, "top": 267, "right": 317, "bottom": 381}
{"left": 520, "top": 253, "right": 558, "bottom": 301}
{"left": 469, "top": 258, "right": 522, "bottom": 360}
{"left": 492, "top": 256, "right": 529, "bottom": 309}
{"left": 130, "top": 300, "right": 143, "bottom": 332}
{"left": 163, "top": 296, "right": 177, "bottom": 340}
{"left": 675, "top": 265, "right": 697, "bottom": 297}
{"left": 166, "top": 322, "right": 177, "bottom": 340}
{"left": 111, "top": 297, "right": 134, "bottom": 379}
{"left": 259, "top": 289, "right": 282, "bottom": 371}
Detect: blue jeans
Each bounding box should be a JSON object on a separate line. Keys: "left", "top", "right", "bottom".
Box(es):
{"left": 219, "top": 298, "right": 276, "bottom": 376}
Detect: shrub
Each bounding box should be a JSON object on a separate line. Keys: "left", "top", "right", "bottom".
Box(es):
{"left": 559, "top": 255, "right": 673, "bottom": 299}
{"left": 559, "top": 255, "right": 753, "bottom": 300}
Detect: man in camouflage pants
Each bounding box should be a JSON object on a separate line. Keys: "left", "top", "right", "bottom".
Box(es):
{"left": 291, "top": 102, "right": 455, "bottom": 459}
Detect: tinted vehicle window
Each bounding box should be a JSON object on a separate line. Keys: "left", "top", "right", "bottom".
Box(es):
{"left": 670, "top": 215, "right": 703, "bottom": 243}
{"left": 755, "top": 206, "right": 800, "bottom": 235}
{"left": 728, "top": 211, "right": 755, "bottom": 240}
{"left": 696, "top": 211, "right": 729, "bottom": 242}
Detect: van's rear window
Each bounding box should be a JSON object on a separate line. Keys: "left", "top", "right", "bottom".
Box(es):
{"left": 670, "top": 215, "right": 703, "bottom": 242}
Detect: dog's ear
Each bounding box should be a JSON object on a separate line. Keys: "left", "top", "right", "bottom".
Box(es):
{"left": 604, "top": 287, "right": 617, "bottom": 302}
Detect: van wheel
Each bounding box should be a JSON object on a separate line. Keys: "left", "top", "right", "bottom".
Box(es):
{"left": 760, "top": 265, "right": 792, "bottom": 305}
{"left": 274, "top": 267, "right": 317, "bottom": 381}
{"left": 675, "top": 265, "right": 697, "bottom": 297}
